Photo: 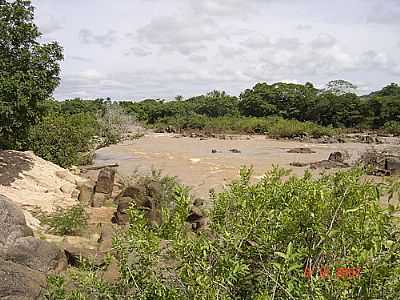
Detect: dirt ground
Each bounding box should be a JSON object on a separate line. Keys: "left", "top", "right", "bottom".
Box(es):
{"left": 95, "top": 133, "right": 400, "bottom": 199}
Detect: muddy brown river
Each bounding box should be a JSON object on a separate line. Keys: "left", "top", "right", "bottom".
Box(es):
{"left": 95, "top": 133, "right": 399, "bottom": 199}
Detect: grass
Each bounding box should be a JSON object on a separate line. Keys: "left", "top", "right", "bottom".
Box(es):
{"left": 43, "top": 205, "right": 88, "bottom": 236}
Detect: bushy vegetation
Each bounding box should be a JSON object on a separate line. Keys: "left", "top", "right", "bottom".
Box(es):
{"left": 27, "top": 113, "right": 98, "bottom": 167}
{"left": 383, "top": 121, "right": 400, "bottom": 136}
{"left": 122, "top": 81, "right": 400, "bottom": 136}
{"left": 153, "top": 115, "right": 335, "bottom": 138}
{"left": 17, "top": 98, "right": 134, "bottom": 167}
{"left": 43, "top": 205, "right": 88, "bottom": 236}
{"left": 47, "top": 168, "right": 400, "bottom": 299}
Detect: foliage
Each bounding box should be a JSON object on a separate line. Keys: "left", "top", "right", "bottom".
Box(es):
{"left": 122, "top": 81, "right": 400, "bottom": 132}
{"left": 383, "top": 121, "right": 400, "bottom": 136}
{"left": 0, "top": 0, "right": 63, "bottom": 149}
{"left": 96, "top": 102, "right": 136, "bottom": 145}
{"left": 43, "top": 205, "right": 88, "bottom": 236}
{"left": 239, "top": 82, "right": 318, "bottom": 120}
{"left": 267, "top": 118, "right": 335, "bottom": 138}
{"left": 324, "top": 80, "right": 358, "bottom": 95}
{"left": 27, "top": 112, "right": 98, "bottom": 167}
{"left": 153, "top": 115, "right": 335, "bottom": 138}
{"left": 50, "top": 168, "right": 400, "bottom": 299}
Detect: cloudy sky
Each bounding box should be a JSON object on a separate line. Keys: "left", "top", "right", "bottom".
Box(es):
{"left": 31, "top": 0, "right": 400, "bottom": 100}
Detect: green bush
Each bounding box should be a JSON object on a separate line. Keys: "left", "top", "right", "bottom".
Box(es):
{"left": 267, "top": 118, "right": 335, "bottom": 138}
{"left": 27, "top": 113, "right": 98, "bottom": 167}
{"left": 50, "top": 168, "right": 400, "bottom": 299}
{"left": 43, "top": 205, "right": 88, "bottom": 236}
{"left": 384, "top": 121, "right": 400, "bottom": 136}
{"left": 153, "top": 115, "right": 335, "bottom": 138}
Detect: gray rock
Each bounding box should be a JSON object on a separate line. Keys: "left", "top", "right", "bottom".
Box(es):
{"left": 79, "top": 183, "right": 95, "bottom": 206}
{"left": 385, "top": 157, "right": 400, "bottom": 175}
{"left": 114, "top": 183, "right": 162, "bottom": 226}
{"left": 328, "top": 152, "right": 345, "bottom": 163}
{"left": 4, "top": 237, "right": 67, "bottom": 274}
{"left": 95, "top": 168, "right": 116, "bottom": 194}
{"left": 92, "top": 193, "right": 106, "bottom": 208}
{"left": 187, "top": 207, "right": 204, "bottom": 223}
{"left": 98, "top": 223, "right": 116, "bottom": 252}
{"left": 101, "top": 257, "right": 121, "bottom": 284}
{"left": 0, "top": 195, "right": 67, "bottom": 274}
{"left": 0, "top": 258, "right": 47, "bottom": 300}
{"left": 0, "top": 195, "right": 33, "bottom": 248}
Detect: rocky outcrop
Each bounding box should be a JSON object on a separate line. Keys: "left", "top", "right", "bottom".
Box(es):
{"left": 0, "top": 194, "right": 67, "bottom": 298}
{"left": 0, "top": 195, "right": 33, "bottom": 248}
{"left": 0, "top": 258, "right": 47, "bottom": 300}
{"left": 3, "top": 236, "right": 67, "bottom": 274}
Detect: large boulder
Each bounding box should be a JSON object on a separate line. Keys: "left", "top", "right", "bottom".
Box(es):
{"left": 63, "top": 236, "right": 104, "bottom": 266}
{"left": 328, "top": 152, "right": 345, "bottom": 163}
{"left": 0, "top": 195, "right": 33, "bottom": 248}
{"left": 95, "top": 168, "right": 116, "bottom": 194}
{"left": 0, "top": 258, "right": 47, "bottom": 300}
{"left": 3, "top": 236, "right": 67, "bottom": 274}
{"left": 0, "top": 195, "right": 67, "bottom": 274}
{"left": 114, "top": 183, "right": 162, "bottom": 226}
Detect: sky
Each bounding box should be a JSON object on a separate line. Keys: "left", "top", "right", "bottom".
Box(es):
{"left": 31, "top": 0, "right": 400, "bottom": 100}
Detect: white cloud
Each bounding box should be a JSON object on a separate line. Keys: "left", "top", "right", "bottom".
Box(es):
{"left": 188, "top": 0, "right": 263, "bottom": 17}
{"left": 28, "top": 0, "right": 400, "bottom": 99}
{"left": 79, "top": 29, "right": 117, "bottom": 48}
{"left": 367, "top": 2, "right": 400, "bottom": 24}
{"left": 37, "top": 15, "right": 63, "bottom": 35}
{"left": 126, "top": 47, "right": 152, "bottom": 57}
{"left": 296, "top": 24, "right": 312, "bottom": 31}
{"left": 311, "top": 34, "right": 337, "bottom": 49}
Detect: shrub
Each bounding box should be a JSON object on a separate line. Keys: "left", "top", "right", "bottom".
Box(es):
{"left": 97, "top": 103, "right": 136, "bottom": 145}
{"left": 267, "top": 118, "right": 335, "bottom": 138}
{"left": 384, "top": 121, "right": 400, "bottom": 136}
{"left": 50, "top": 168, "right": 400, "bottom": 299}
{"left": 153, "top": 116, "right": 335, "bottom": 138}
{"left": 44, "top": 205, "right": 88, "bottom": 235}
{"left": 27, "top": 113, "right": 98, "bottom": 167}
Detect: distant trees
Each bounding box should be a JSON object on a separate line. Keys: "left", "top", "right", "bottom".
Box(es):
{"left": 0, "top": 0, "right": 63, "bottom": 149}
{"left": 239, "top": 82, "right": 318, "bottom": 121}
{"left": 122, "top": 81, "right": 400, "bottom": 132}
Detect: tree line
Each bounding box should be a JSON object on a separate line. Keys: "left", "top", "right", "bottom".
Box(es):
{"left": 120, "top": 81, "right": 400, "bottom": 131}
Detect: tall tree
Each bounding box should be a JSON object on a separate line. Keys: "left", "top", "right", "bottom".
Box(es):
{"left": 324, "top": 80, "right": 357, "bottom": 96}
{"left": 0, "top": 0, "right": 63, "bottom": 149}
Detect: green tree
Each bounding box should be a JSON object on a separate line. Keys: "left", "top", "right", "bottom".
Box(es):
{"left": 239, "top": 82, "right": 318, "bottom": 120}
{"left": 324, "top": 80, "right": 357, "bottom": 96}
{"left": 0, "top": 0, "right": 63, "bottom": 149}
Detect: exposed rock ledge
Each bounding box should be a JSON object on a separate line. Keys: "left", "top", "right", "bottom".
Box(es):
{"left": 0, "top": 150, "right": 88, "bottom": 230}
